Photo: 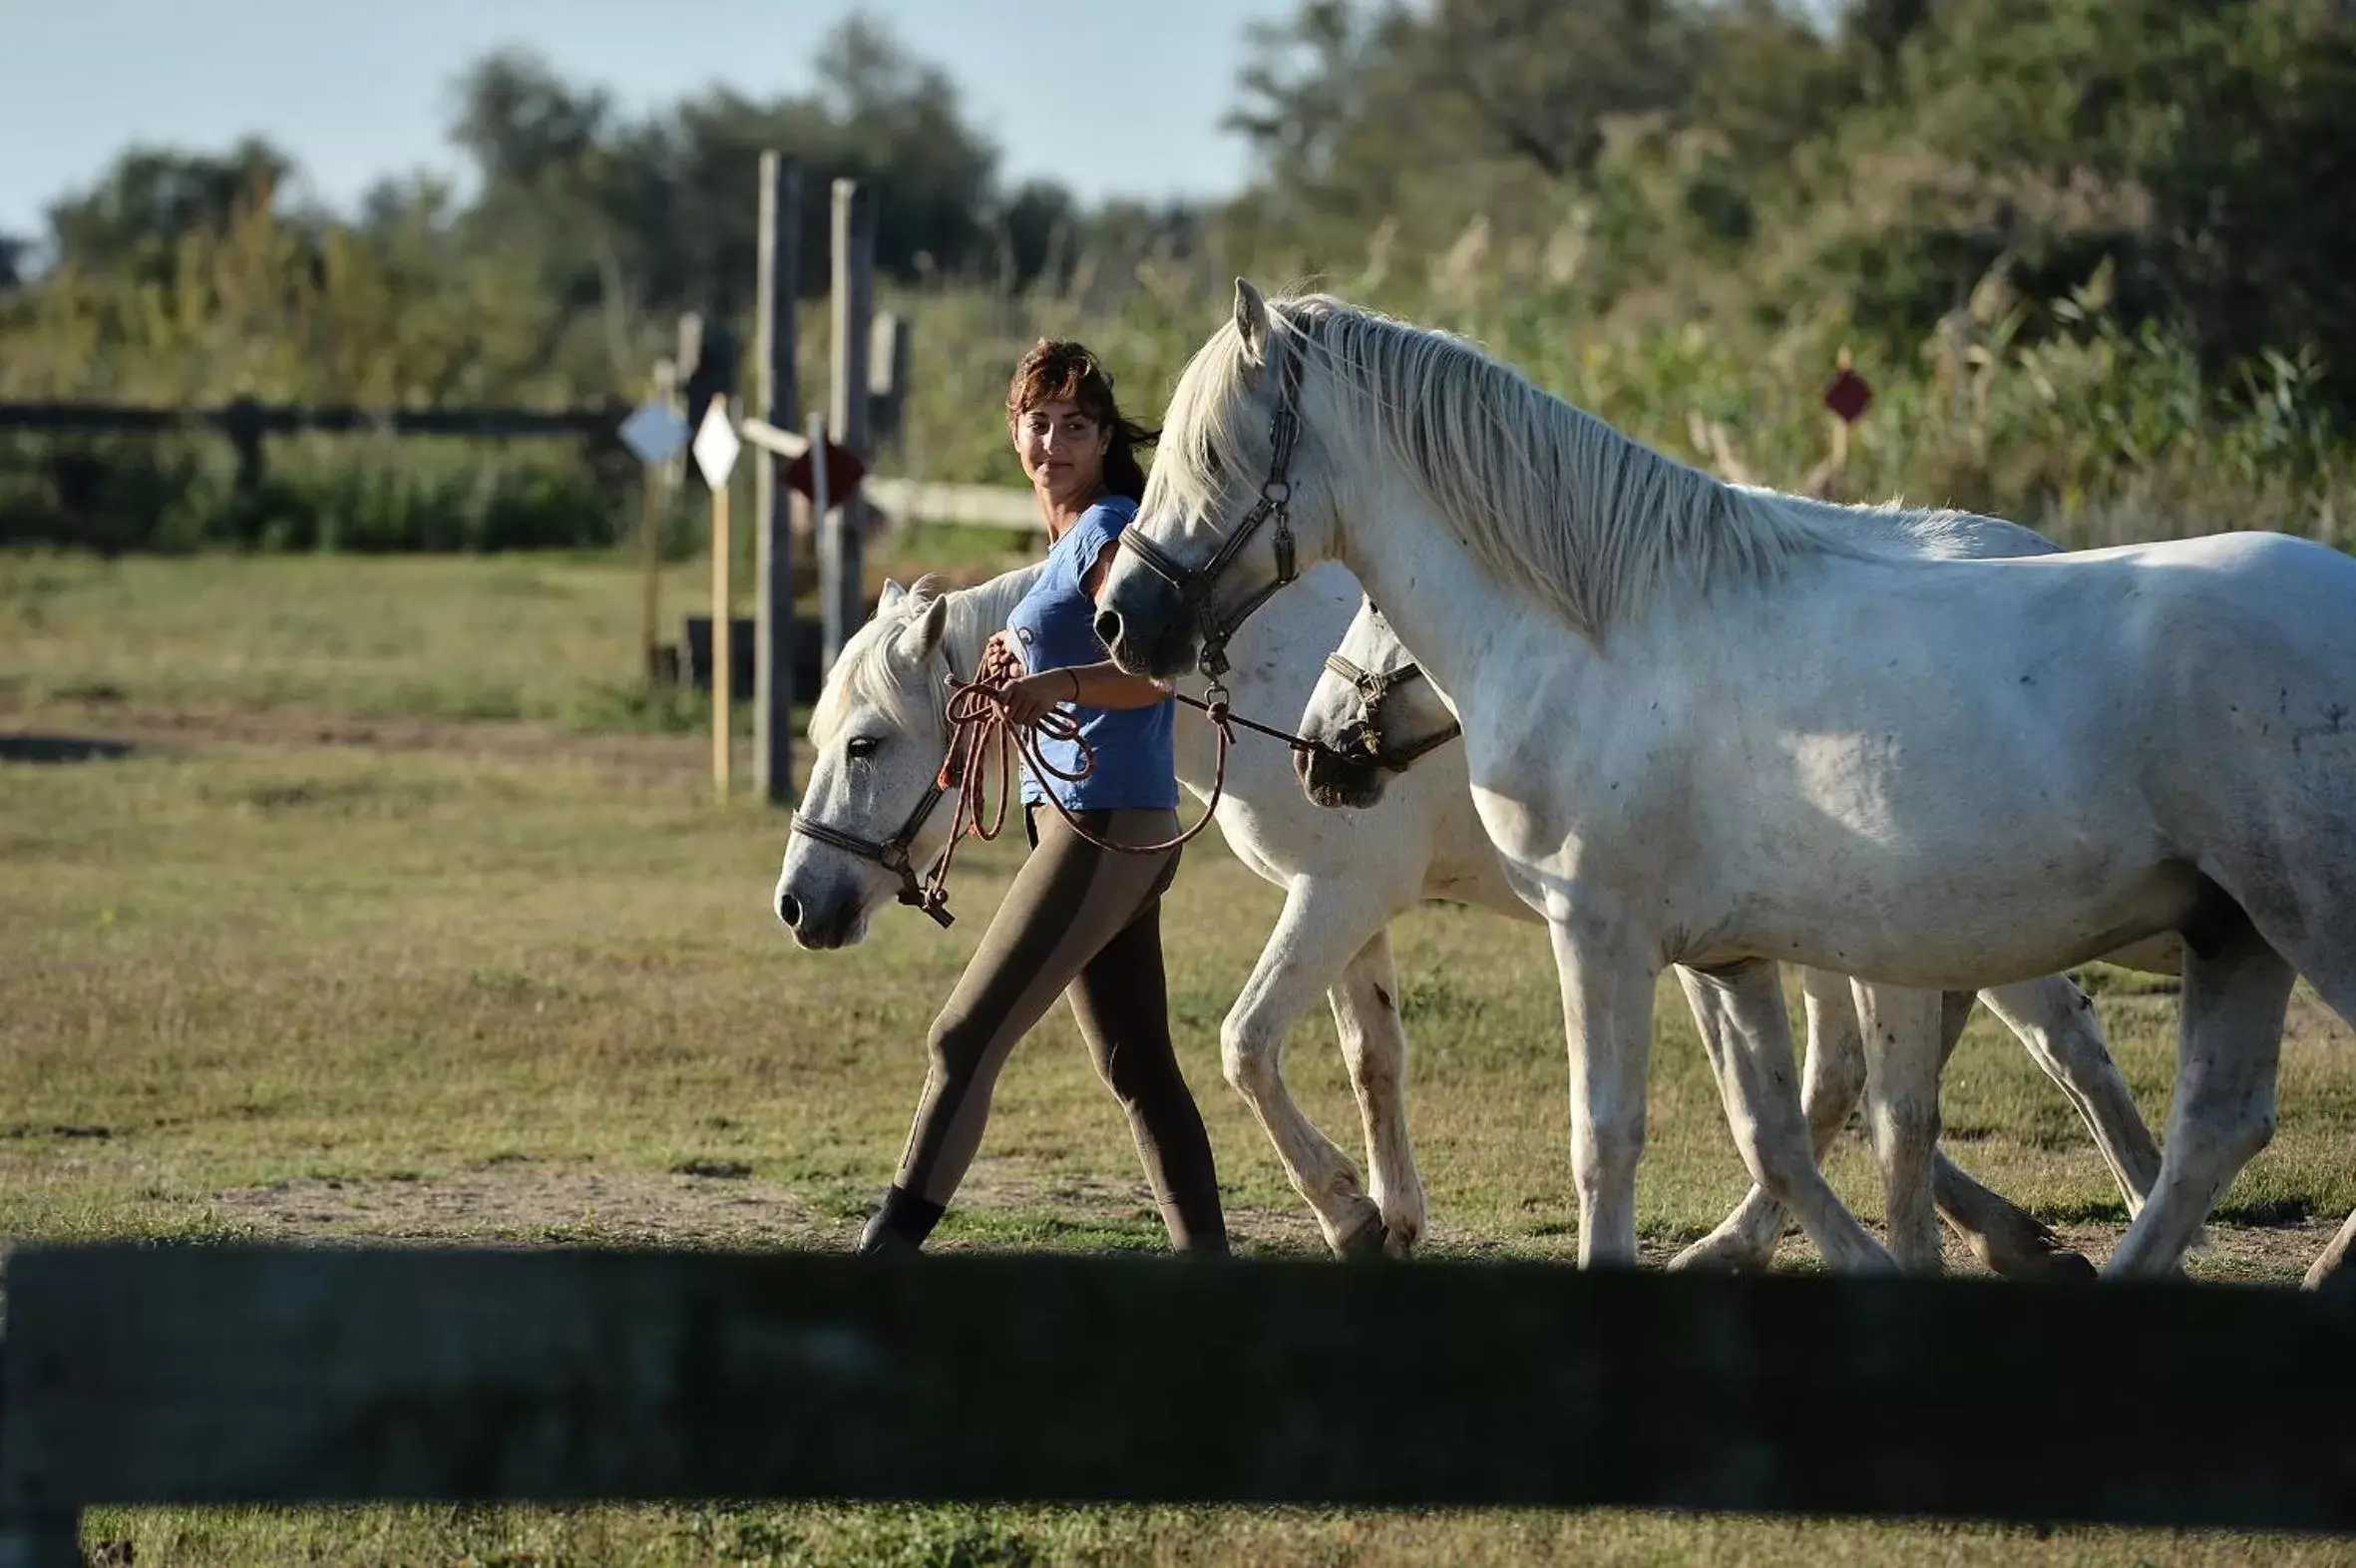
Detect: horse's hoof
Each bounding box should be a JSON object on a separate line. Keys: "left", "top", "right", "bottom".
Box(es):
{"left": 1988, "top": 1243, "right": 2098, "bottom": 1284}
{"left": 1965, "top": 1224, "right": 2098, "bottom": 1283}
{"left": 1373, "top": 1194, "right": 1425, "bottom": 1259}
{"left": 1333, "top": 1209, "right": 1389, "bottom": 1260}
{"left": 1669, "top": 1228, "right": 1771, "bottom": 1274}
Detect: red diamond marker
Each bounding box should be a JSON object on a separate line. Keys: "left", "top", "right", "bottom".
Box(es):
{"left": 1823, "top": 368, "right": 1873, "bottom": 425}
{"left": 783, "top": 437, "right": 868, "bottom": 505}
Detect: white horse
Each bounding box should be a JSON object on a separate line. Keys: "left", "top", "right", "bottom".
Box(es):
{"left": 773, "top": 558, "right": 2159, "bottom": 1276}
{"left": 1094, "top": 280, "right": 2356, "bottom": 1280}
{"left": 1306, "top": 592, "right": 2179, "bottom": 1271}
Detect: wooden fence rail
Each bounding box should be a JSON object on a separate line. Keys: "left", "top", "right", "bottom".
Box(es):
{"left": 1, "top": 397, "right": 1037, "bottom": 533}
{"left": 0, "top": 399, "right": 618, "bottom": 439}
{"left": 1, "top": 1244, "right": 2353, "bottom": 1564}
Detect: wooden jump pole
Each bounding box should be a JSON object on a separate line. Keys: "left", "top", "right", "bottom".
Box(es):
{"left": 709, "top": 393, "right": 732, "bottom": 799}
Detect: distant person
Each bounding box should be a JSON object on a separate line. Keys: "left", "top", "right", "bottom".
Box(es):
{"left": 857, "top": 340, "right": 1227, "bottom": 1258}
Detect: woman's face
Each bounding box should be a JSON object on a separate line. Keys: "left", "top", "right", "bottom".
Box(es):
{"left": 1010, "top": 398, "right": 1110, "bottom": 507}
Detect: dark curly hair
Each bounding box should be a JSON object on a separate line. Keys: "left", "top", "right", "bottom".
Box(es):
{"left": 1006, "top": 339, "right": 1159, "bottom": 502}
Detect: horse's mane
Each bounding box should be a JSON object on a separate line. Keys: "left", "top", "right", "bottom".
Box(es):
{"left": 811, "top": 564, "right": 1043, "bottom": 742}
{"left": 1149, "top": 291, "right": 2015, "bottom": 638}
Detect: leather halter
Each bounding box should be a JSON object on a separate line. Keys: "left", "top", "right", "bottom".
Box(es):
{"left": 785, "top": 670, "right": 966, "bottom": 928}
{"left": 1321, "top": 652, "right": 1462, "bottom": 770}
{"left": 1115, "top": 332, "right": 1310, "bottom": 686}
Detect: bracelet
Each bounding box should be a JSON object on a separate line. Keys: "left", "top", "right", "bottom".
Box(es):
{"left": 1064, "top": 668, "right": 1082, "bottom": 704}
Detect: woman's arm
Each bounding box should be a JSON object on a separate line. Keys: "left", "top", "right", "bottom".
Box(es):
{"left": 999, "top": 660, "right": 1171, "bottom": 725}
{"left": 1068, "top": 531, "right": 1175, "bottom": 706}
{"left": 1063, "top": 660, "right": 1174, "bottom": 709}
{"left": 998, "top": 519, "right": 1176, "bottom": 725}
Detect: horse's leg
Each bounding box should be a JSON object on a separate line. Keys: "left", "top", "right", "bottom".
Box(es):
{"left": 2105, "top": 908, "right": 2293, "bottom": 1278}
{"left": 1221, "top": 879, "right": 1395, "bottom": 1257}
{"left": 1676, "top": 959, "right": 1895, "bottom": 1274}
{"left": 1672, "top": 965, "right": 1866, "bottom": 1272}
{"left": 1913, "top": 991, "right": 2099, "bottom": 1281}
{"left": 1979, "top": 975, "right": 2163, "bottom": 1214}
{"left": 1547, "top": 917, "right": 1656, "bottom": 1267}
{"left": 1852, "top": 980, "right": 1947, "bottom": 1273}
{"left": 2303, "top": 1208, "right": 2356, "bottom": 1293}
{"left": 2280, "top": 954, "right": 2356, "bottom": 1293}
{"left": 1327, "top": 927, "right": 1427, "bottom": 1255}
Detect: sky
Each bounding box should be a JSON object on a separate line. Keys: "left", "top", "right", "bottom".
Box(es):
{"left": 0, "top": 0, "right": 1292, "bottom": 239}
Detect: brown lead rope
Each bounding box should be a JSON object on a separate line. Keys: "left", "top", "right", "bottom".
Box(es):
{"left": 933, "top": 676, "right": 1335, "bottom": 873}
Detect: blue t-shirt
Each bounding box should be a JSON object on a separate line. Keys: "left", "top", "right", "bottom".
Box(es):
{"left": 1003, "top": 496, "right": 1179, "bottom": 811}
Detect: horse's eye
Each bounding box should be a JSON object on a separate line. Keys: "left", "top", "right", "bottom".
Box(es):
{"left": 845, "top": 736, "right": 881, "bottom": 760}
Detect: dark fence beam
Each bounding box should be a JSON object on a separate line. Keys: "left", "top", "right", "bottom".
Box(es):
{"left": 0, "top": 402, "right": 617, "bottom": 439}
{"left": 3, "top": 1245, "right": 2354, "bottom": 1534}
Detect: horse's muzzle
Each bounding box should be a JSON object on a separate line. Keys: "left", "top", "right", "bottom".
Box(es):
{"left": 775, "top": 877, "right": 867, "bottom": 951}
{"left": 1094, "top": 575, "right": 1197, "bottom": 679}
{"left": 1296, "top": 733, "right": 1388, "bottom": 810}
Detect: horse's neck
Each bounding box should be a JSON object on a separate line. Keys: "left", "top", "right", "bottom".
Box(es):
{"left": 941, "top": 567, "right": 1045, "bottom": 677}
{"left": 1338, "top": 480, "right": 1574, "bottom": 718}
{"left": 1168, "top": 563, "right": 1365, "bottom": 797}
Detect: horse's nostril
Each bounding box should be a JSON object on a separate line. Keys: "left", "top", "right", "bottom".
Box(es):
{"left": 1093, "top": 608, "right": 1123, "bottom": 648}
{"left": 776, "top": 891, "right": 803, "bottom": 929}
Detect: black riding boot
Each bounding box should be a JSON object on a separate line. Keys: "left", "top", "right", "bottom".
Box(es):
{"left": 858, "top": 1185, "right": 945, "bottom": 1256}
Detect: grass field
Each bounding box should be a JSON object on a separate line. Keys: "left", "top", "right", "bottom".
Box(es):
{"left": 5, "top": 548, "right": 2355, "bottom": 1565}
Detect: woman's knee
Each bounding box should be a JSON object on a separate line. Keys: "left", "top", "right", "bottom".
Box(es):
{"left": 926, "top": 1010, "right": 995, "bottom": 1087}
{"left": 1091, "top": 1031, "right": 1186, "bottom": 1107}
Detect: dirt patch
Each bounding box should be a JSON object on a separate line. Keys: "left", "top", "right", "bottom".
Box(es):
{"left": 951, "top": 1157, "right": 1339, "bottom": 1254}
{"left": 211, "top": 1158, "right": 1379, "bottom": 1259}
{"left": 212, "top": 1160, "right": 827, "bottom": 1249}
{"left": 208, "top": 1159, "right": 2346, "bottom": 1282}
{"left": 1755, "top": 1217, "right": 2341, "bottom": 1285}
{"left": 3, "top": 706, "right": 707, "bottom": 784}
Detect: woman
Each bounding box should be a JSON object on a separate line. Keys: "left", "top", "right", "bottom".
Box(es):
{"left": 857, "top": 340, "right": 1229, "bottom": 1258}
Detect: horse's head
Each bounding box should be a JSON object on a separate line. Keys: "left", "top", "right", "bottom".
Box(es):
{"left": 1097, "top": 278, "right": 1344, "bottom": 681}
{"left": 774, "top": 580, "right": 963, "bottom": 950}
{"left": 1295, "top": 597, "right": 1460, "bottom": 810}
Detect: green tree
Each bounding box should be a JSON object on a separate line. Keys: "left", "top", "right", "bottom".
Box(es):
{"left": 45, "top": 137, "right": 302, "bottom": 282}
{"left": 1781, "top": 0, "right": 2356, "bottom": 402}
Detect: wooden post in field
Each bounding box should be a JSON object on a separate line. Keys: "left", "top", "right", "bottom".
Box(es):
{"left": 640, "top": 357, "right": 678, "bottom": 682}
{"left": 755, "top": 152, "right": 802, "bottom": 808}
{"left": 810, "top": 413, "right": 838, "bottom": 674}
{"left": 216, "top": 396, "right": 268, "bottom": 546}
{"left": 1828, "top": 345, "right": 1854, "bottom": 478}
{"left": 870, "top": 310, "right": 911, "bottom": 455}
{"left": 827, "top": 179, "right": 877, "bottom": 670}
{"left": 709, "top": 394, "right": 733, "bottom": 799}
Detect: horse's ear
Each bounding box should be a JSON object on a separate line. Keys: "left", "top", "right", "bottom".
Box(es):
{"left": 878, "top": 578, "right": 908, "bottom": 613}
{"left": 900, "top": 593, "right": 951, "bottom": 659}
{"left": 1233, "top": 277, "right": 1271, "bottom": 359}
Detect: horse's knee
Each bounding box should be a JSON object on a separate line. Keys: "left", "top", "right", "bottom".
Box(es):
{"left": 1868, "top": 1092, "right": 1939, "bottom": 1158}
{"left": 1344, "top": 1036, "right": 1402, "bottom": 1101}
{"left": 1572, "top": 1122, "right": 1644, "bottom": 1189}
{"left": 2025, "top": 985, "right": 2113, "bottom": 1077}
{"left": 2228, "top": 1103, "right": 2277, "bottom": 1164}
{"left": 1220, "top": 1013, "right": 1280, "bottom": 1098}
{"left": 2175, "top": 1097, "right": 2276, "bottom": 1171}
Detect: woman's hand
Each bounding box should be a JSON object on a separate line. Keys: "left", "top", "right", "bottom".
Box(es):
{"left": 979, "top": 630, "right": 1024, "bottom": 686}
{"left": 1001, "top": 669, "right": 1076, "bottom": 727}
